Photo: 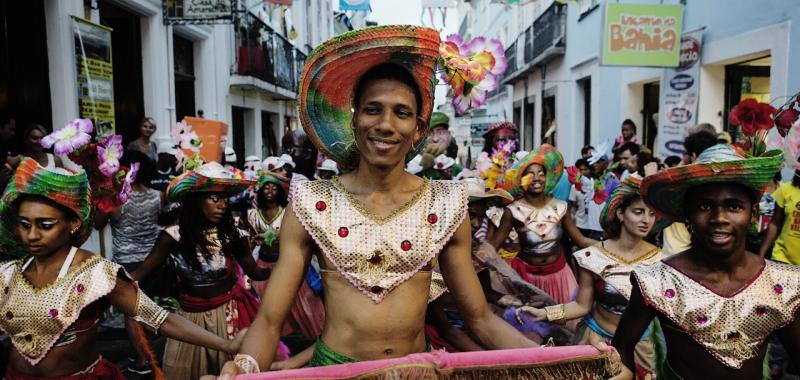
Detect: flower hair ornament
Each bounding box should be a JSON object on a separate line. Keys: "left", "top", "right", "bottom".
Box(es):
{"left": 439, "top": 34, "right": 508, "bottom": 116}
{"left": 40, "top": 119, "right": 137, "bottom": 213}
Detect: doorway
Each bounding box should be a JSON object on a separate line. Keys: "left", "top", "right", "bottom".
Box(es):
{"left": 524, "top": 97, "right": 535, "bottom": 150}
{"left": 541, "top": 94, "right": 555, "bottom": 146}
{"left": 231, "top": 106, "right": 246, "bottom": 168}
{"left": 261, "top": 111, "right": 278, "bottom": 157}
{"left": 0, "top": 0, "right": 51, "bottom": 138}
{"left": 99, "top": 0, "right": 144, "bottom": 144}
{"left": 642, "top": 82, "right": 659, "bottom": 151}
{"left": 724, "top": 56, "right": 770, "bottom": 132}
{"left": 173, "top": 34, "right": 196, "bottom": 123}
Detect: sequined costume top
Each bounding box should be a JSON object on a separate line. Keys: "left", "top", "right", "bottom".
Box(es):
{"left": 573, "top": 245, "right": 666, "bottom": 315}
{"left": 508, "top": 198, "right": 567, "bottom": 256}
{"left": 0, "top": 256, "right": 124, "bottom": 365}
{"left": 292, "top": 178, "right": 467, "bottom": 303}
{"left": 164, "top": 225, "right": 248, "bottom": 289}
{"left": 633, "top": 260, "right": 800, "bottom": 368}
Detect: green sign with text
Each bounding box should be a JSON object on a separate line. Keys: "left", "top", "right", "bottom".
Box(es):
{"left": 602, "top": 3, "right": 683, "bottom": 67}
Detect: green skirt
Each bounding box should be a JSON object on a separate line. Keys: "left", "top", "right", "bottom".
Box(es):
{"left": 307, "top": 338, "right": 431, "bottom": 367}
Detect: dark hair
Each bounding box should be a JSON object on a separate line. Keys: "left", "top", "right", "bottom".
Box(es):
{"left": 353, "top": 63, "right": 423, "bottom": 116}
{"left": 23, "top": 123, "right": 47, "bottom": 139}
{"left": 574, "top": 158, "right": 588, "bottom": 168}
{"left": 634, "top": 151, "right": 657, "bottom": 177}
{"left": 615, "top": 142, "right": 640, "bottom": 157}
{"left": 177, "top": 192, "right": 244, "bottom": 268}
{"left": 11, "top": 194, "right": 81, "bottom": 245}
{"left": 257, "top": 182, "right": 288, "bottom": 208}
{"left": 622, "top": 119, "right": 637, "bottom": 132}
{"left": 683, "top": 131, "right": 717, "bottom": 158}
{"left": 581, "top": 145, "right": 595, "bottom": 156}
{"left": 603, "top": 195, "right": 641, "bottom": 240}
{"left": 664, "top": 155, "right": 682, "bottom": 167}
{"left": 122, "top": 150, "right": 157, "bottom": 186}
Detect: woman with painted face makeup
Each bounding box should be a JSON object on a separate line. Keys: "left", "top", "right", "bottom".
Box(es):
{"left": 20, "top": 124, "right": 62, "bottom": 169}
{"left": 126, "top": 117, "right": 158, "bottom": 162}
{"left": 488, "top": 145, "right": 596, "bottom": 344}
{"left": 132, "top": 162, "right": 286, "bottom": 379}
{"left": 516, "top": 175, "right": 665, "bottom": 379}
{"left": 0, "top": 159, "right": 247, "bottom": 380}
{"left": 482, "top": 121, "right": 518, "bottom": 155}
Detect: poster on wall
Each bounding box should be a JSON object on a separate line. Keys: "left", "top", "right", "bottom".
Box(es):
{"left": 601, "top": 3, "right": 684, "bottom": 67}
{"left": 655, "top": 28, "right": 704, "bottom": 160}
{"left": 72, "top": 17, "right": 115, "bottom": 138}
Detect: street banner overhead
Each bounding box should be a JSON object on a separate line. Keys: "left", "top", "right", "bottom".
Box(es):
{"left": 601, "top": 3, "right": 684, "bottom": 67}
{"left": 72, "top": 17, "right": 115, "bottom": 138}
{"left": 656, "top": 28, "right": 704, "bottom": 160}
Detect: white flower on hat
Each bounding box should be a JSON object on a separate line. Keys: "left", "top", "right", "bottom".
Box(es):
{"left": 262, "top": 156, "right": 282, "bottom": 172}
{"left": 406, "top": 155, "right": 424, "bottom": 174}
{"left": 316, "top": 159, "right": 339, "bottom": 175}
{"left": 278, "top": 154, "right": 296, "bottom": 169}
{"left": 588, "top": 140, "right": 612, "bottom": 165}
{"left": 434, "top": 154, "right": 455, "bottom": 170}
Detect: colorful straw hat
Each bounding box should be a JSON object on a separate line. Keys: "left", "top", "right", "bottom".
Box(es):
{"left": 503, "top": 144, "right": 564, "bottom": 199}
{"left": 483, "top": 121, "right": 518, "bottom": 138}
{"left": 464, "top": 178, "right": 513, "bottom": 204}
{"left": 641, "top": 144, "right": 783, "bottom": 221}
{"left": 167, "top": 162, "right": 255, "bottom": 200}
{"left": 298, "top": 25, "right": 441, "bottom": 165}
{"left": 600, "top": 174, "right": 643, "bottom": 230}
{"left": 0, "top": 159, "right": 92, "bottom": 256}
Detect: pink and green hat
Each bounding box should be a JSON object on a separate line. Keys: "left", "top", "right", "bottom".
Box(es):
{"left": 503, "top": 144, "right": 564, "bottom": 199}
{"left": 0, "top": 159, "right": 92, "bottom": 256}
{"left": 257, "top": 170, "right": 289, "bottom": 191}
{"left": 167, "top": 162, "right": 255, "bottom": 200}
{"left": 641, "top": 144, "right": 783, "bottom": 221}
{"left": 298, "top": 25, "right": 441, "bottom": 165}
{"left": 600, "top": 175, "right": 643, "bottom": 230}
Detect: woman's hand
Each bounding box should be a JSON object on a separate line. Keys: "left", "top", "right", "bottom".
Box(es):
{"left": 515, "top": 305, "right": 547, "bottom": 323}
{"left": 497, "top": 295, "right": 523, "bottom": 307}
{"left": 590, "top": 338, "right": 633, "bottom": 380}
{"left": 223, "top": 328, "right": 248, "bottom": 354}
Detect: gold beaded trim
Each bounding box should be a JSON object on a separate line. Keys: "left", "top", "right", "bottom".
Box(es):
{"left": 331, "top": 177, "right": 430, "bottom": 224}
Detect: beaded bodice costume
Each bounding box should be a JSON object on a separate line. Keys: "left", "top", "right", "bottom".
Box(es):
{"left": 0, "top": 252, "right": 123, "bottom": 365}
{"left": 633, "top": 260, "right": 800, "bottom": 368}
{"left": 292, "top": 178, "right": 467, "bottom": 303}
{"left": 573, "top": 245, "right": 666, "bottom": 315}
{"left": 508, "top": 198, "right": 567, "bottom": 256}
{"left": 165, "top": 225, "right": 246, "bottom": 288}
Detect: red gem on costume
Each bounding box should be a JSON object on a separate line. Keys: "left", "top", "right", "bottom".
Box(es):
{"left": 48, "top": 309, "right": 58, "bottom": 318}
{"left": 24, "top": 334, "right": 32, "bottom": 342}
{"left": 401, "top": 240, "right": 412, "bottom": 251}
{"left": 774, "top": 284, "right": 784, "bottom": 294}
{"left": 338, "top": 227, "right": 349, "bottom": 238}
{"left": 76, "top": 284, "right": 85, "bottom": 293}
{"left": 756, "top": 306, "right": 767, "bottom": 316}
{"left": 5, "top": 311, "right": 12, "bottom": 320}
{"left": 3, "top": 287, "right": 7, "bottom": 294}
{"left": 697, "top": 315, "right": 708, "bottom": 324}
{"left": 427, "top": 214, "right": 438, "bottom": 224}
{"left": 664, "top": 289, "right": 675, "bottom": 298}
{"left": 370, "top": 285, "right": 383, "bottom": 293}
{"left": 315, "top": 201, "right": 327, "bottom": 211}
{"left": 585, "top": 252, "right": 591, "bottom": 257}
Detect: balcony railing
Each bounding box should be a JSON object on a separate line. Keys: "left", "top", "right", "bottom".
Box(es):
{"left": 502, "top": 2, "right": 566, "bottom": 84}
{"left": 234, "top": 12, "right": 306, "bottom": 96}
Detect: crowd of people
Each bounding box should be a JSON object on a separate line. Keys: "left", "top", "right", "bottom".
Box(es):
{"left": 0, "top": 24, "right": 798, "bottom": 380}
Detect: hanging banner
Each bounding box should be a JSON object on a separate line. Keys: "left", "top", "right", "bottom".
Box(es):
{"left": 422, "top": 0, "right": 456, "bottom": 7}
{"left": 655, "top": 28, "right": 704, "bottom": 160}
{"left": 601, "top": 3, "right": 683, "bottom": 67}
{"left": 339, "top": 0, "right": 371, "bottom": 11}
{"left": 163, "top": 0, "right": 233, "bottom": 25}
{"left": 71, "top": 17, "right": 115, "bottom": 138}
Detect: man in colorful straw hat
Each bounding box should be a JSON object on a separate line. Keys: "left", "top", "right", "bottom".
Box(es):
{"left": 612, "top": 144, "right": 800, "bottom": 380}
{"left": 218, "top": 25, "right": 536, "bottom": 377}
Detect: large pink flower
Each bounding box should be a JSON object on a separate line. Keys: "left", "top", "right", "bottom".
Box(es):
{"left": 41, "top": 119, "right": 93, "bottom": 155}
{"left": 118, "top": 162, "right": 139, "bottom": 203}
{"left": 462, "top": 36, "right": 508, "bottom": 78}
{"left": 452, "top": 73, "right": 497, "bottom": 115}
{"left": 440, "top": 34, "right": 506, "bottom": 115}
{"left": 97, "top": 135, "right": 123, "bottom": 177}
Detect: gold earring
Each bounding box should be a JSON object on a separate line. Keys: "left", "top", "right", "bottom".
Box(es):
{"left": 71, "top": 226, "right": 80, "bottom": 235}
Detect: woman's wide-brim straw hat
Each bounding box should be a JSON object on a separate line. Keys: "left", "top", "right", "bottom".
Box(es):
{"left": 167, "top": 162, "right": 255, "bottom": 200}
{"left": 0, "top": 159, "right": 92, "bottom": 255}
{"left": 600, "top": 174, "right": 642, "bottom": 230}
{"left": 464, "top": 178, "right": 514, "bottom": 204}
{"left": 257, "top": 170, "right": 289, "bottom": 191}
{"left": 641, "top": 144, "right": 783, "bottom": 221}
{"left": 503, "top": 144, "right": 564, "bottom": 199}
{"left": 298, "top": 25, "right": 441, "bottom": 165}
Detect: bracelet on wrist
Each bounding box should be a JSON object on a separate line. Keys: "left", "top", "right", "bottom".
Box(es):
{"left": 544, "top": 304, "right": 565, "bottom": 322}
{"left": 234, "top": 354, "right": 261, "bottom": 374}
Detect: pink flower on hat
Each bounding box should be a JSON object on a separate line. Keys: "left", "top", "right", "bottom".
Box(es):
{"left": 439, "top": 34, "right": 507, "bottom": 115}
{"left": 97, "top": 135, "right": 123, "bottom": 177}
{"left": 117, "top": 162, "right": 139, "bottom": 203}
{"left": 41, "top": 119, "right": 93, "bottom": 155}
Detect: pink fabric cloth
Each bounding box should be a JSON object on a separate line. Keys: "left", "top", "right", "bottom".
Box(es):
{"left": 509, "top": 256, "right": 578, "bottom": 304}
{"left": 242, "top": 346, "right": 613, "bottom": 379}
{"left": 251, "top": 258, "right": 276, "bottom": 298}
